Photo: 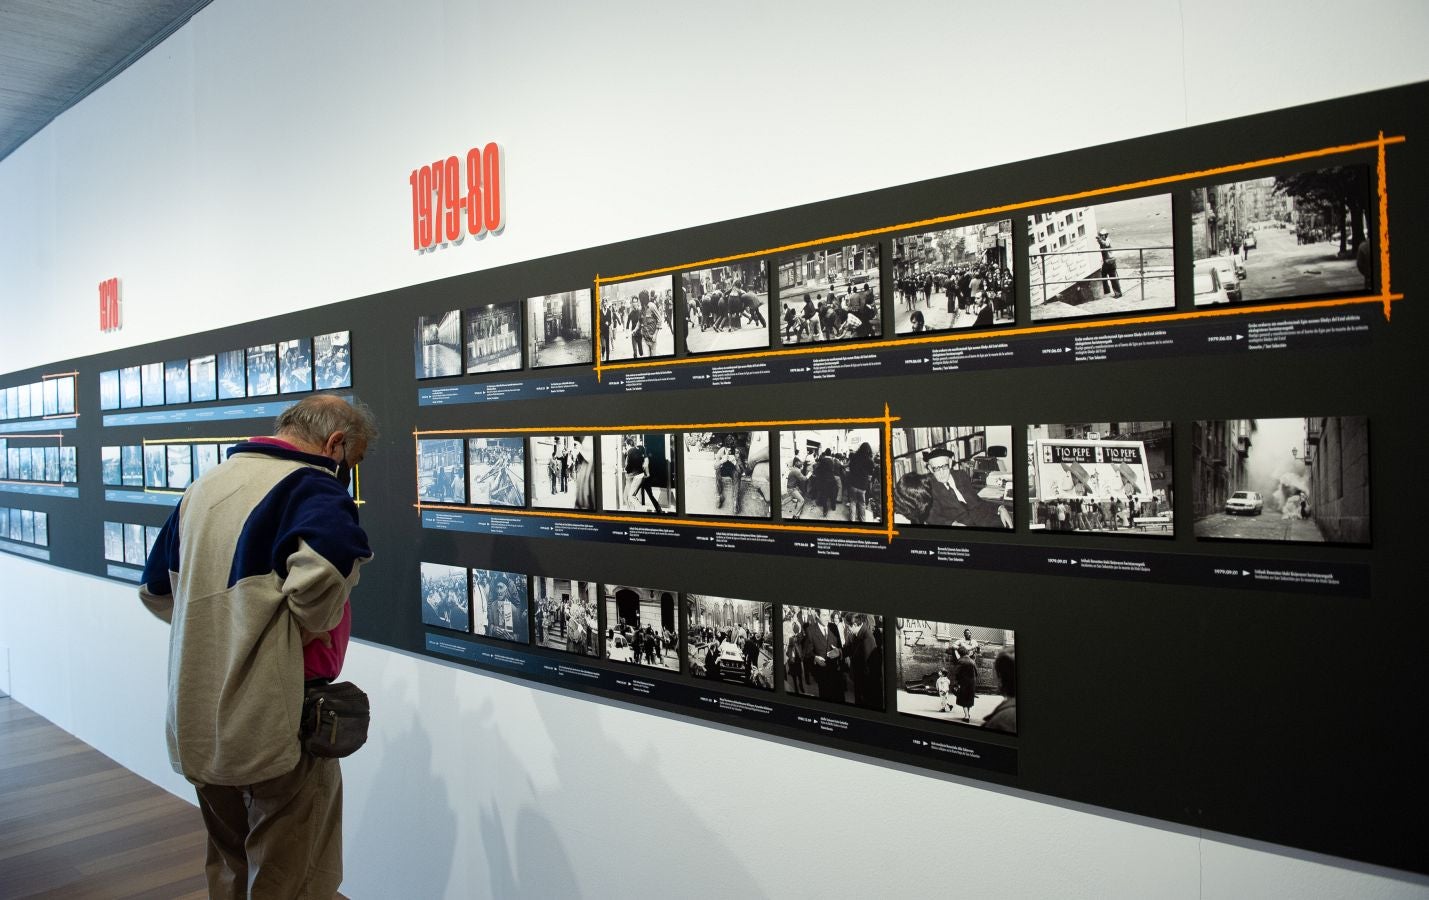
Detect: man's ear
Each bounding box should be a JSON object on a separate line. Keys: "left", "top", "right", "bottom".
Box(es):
{"left": 323, "top": 431, "right": 346, "bottom": 458}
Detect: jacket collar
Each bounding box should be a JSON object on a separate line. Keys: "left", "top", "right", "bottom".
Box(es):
{"left": 229, "top": 438, "right": 338, "bottom": 472}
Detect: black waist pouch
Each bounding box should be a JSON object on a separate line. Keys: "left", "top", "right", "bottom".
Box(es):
{"left": 300, "top": 680, "right": 370, "bottom": 758}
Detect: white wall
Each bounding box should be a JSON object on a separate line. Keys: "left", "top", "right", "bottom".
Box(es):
{"left": 3, "top": 1, "right": 1427, "bottom": 896}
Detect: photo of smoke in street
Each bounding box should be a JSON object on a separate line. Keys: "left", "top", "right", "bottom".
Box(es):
{"left": 783, "top": 606, "right": 884, "bottom": 711}
{"left": 420, "top": 561, "right": 469, "bottom": 632}
{"left": 532, "top": 577, "right": 598, "bottom": 657}
{"left": 1192, "top": 416, "right": 1369, "bottom": 544}
{"left": 466, "top": 437, "right": 525, "bottom": 507}
{"left": 896, "top": 619, "right": 1016, "bottom": 732}
{"left": 1028, "top": 195, "right": 1174, "bottom": 321}
{"left": 686, "top": 595, "right": 774, "bottom": 691}
{"left": 190, "top": 355, "right": 217, "bottom": 403}
{"left": 1188, "top": 166, "right": 1373, "bottom": 306}
{"left": 891, "top": 426, "right": 1013, "bottom": 530}
{"left": 681, "top": 431, "right": 770, "bottom": 518}
{"left": 526, "top": 289, "right": 593, "bottom": 368}
{"left": 278, "top": 338, "right": 313, "bottom": 394}
{"left": 891, "top": 221, "right": 1014, "bottom": 334}
{"left": 216, "top": 350, "right": 246, "bottom": 400}
{"left": 528, "top": 435, "right": 595, "bottom": 511}
{"left": 414, "top": 309, "right": 462, "bottom": 379}
{"left": 682, "top": 260, "right": 771, "bottom": 354}
{"left": 245, "top": 345, "right": 277, "bottom": 397}
{"left": 1027, "top": 422, "right": 1174, "bottom": 535}
{"left": 604, "top": 584, "right": 679, "bottom": 672}
{"left": 778, "top": 428, "right": 883, "bottom": 524}
{"left": 313, "top": 331, "right": 352, "bottom": 390}
{"left": 599, "top": 275, "right": 675, "bottom": 362}
{"left": 600, "top": 432, "right": 677, "bottom": 516}
{"left": 464, "top": 300, "right": 522, "bottom": 373}
{"left": 416, "top": 438, "right": 465, "bottom": 503}
{"left": 777, "top": 242, "right": 882, "bottom": 346}
{"left": 471, "top": 568, "right": 529, "bottom": 644}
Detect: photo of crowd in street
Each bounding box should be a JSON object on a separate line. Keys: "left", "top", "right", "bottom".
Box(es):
{"left": 778, "top": 428, "right": 883, "bottom": 524}
{"left": 777, "top": 242, "right": 882, "bottom": 346}
{"left": 466, "top": 437, "right": 525, "bottom": 507}
{"left": 190, "top": 354, "right": 217, "bottom": 402}
{"left": 217, "top": 350, "right": 245, "bottom": 400}
{"left": 599, "top": 275, "right": 675, "bottom": 361}
{"left": 891, "top": 426, "right": 1013, "bottom": 529}
{"left": 682, "top": 260, "right": 770, "bottom": 354}
{"left": 891, "top": 221, "right": 1014, "bottom": 334}
{"left": 245, "top": 344, "right": 278, "bottom": 396}
{"left": 164, "top": 360, "right": 189, "bottom": 405}
{"left": 416, "top": 438, "right": 465, "bottom": 503}
{"left": 681, "top": 431, "right": 770, "bottom": 518}
{"left": 1188, "top": 165, "right": 1373, "bottom": 307}
{"left": 465, "top": 301, "right": 523, "bottom": 373}
{"left": 313, "top": 331, "right": 352, "bottom": 390}
{"left": 472, "top": 568, "right": 529, "bottom": 644}
{"left": 414, "top": 309, "right": 462, "bottom": 378}
{"left": 1028, "top": 195, "right": 1174, "bottom": 321}
{"left": 278, "top": 338, "right": 313, "bottom": 394}
{"left": 532, "top": 577, "right": 598, "bottom": 656}
{"left": 896, "top": 619, "right": 1016, "bottom": 732}
{"left": 528, "top": 435, "right": 595, "bottom": 511}
{"left": 600, "top": 432, "right": 676, "bottom": 516}
{"left": 686, "top": 595, "right": 774, "bottom": 691}
{"left": 1192, "top": 416, "right": 1369, "bottom": 544}
{"left": 526, "top": 289, "right": 593, "bottom": 368}
{"left": 783, "top": 606, "right": 884, "bottom": 711}
{"left": 604, "top": 584, "right": 679, "bottom": 672}
{"left": 1027, "top": 422, "right": 1174, "bottom": 535}
{"left": 420, "top": 562, "right": 469, "bottom": 632}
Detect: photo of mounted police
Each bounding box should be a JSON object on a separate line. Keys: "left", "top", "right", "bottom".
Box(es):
{"left": 466, "top": 437, "right": 525, "bottom": 507}
{"left": 777, "top": 242, "right": 882, "bottom": 345}
{"left": 1028, "top": 195, "right": 1174, "bottom": 321}
{"left": 416, "top": 438, "right": 465, "bottom": 503}
{"left": 600, "top": 432, "right": 676, "bottom": 516}
{"left": 891, "top": 426, "right": 1013, "bottom": 530}
{"left": 414, "top": 309, "right": 462, "bottom": 378}
{"left": 783, "top": 607, "right": 884, "bottom": 711}
{"left": 681, "top": 431, "right": 770, "bottom": 518}
{"left": 686, "top": 595, "right": 774, "bottom": 691}
{"left": 529, "top": 434, "right": 595, "bottom": 511}
{"left": 420, "top": 562, "right": 469, "bottom": 632}
{"left": 464, "top": 300, "right": 523, "bottom": 373}
{"left": 778, "top": 428, "right": 883, "bottom": 525}
{"left": 472, "top": 568, "right": 529, "bottom": 644}
{"left": 896, "top": 619, "right": 1016, "bottom": 732}
{"left": 313, "top": 331, "right": 352, "bottom": 390}
{"left": 891, "top": 221, "right": 1014, "bottom": 334}
{"left": 599, "top": 275, "right": 675, "bottom": 362}
{"left": 532, "top": 577, "right": 598, "bottom": 656}
{"left": 604, "top": 584, "right": 679, "bottom": 672}
{"left": 681, "top": 260, "right": 770, "bottom": 354}
{"left": 1027, "top": 422, "right": 1174, "bottom": 535}
{"left": 526, "top": 289, "right": 593, "bottom": 368}
{"left": 278, "top": 338, "right": 313, "bottom": 394}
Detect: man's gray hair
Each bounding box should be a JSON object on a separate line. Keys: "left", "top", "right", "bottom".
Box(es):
{"left": 274, "top": 395, "right": 379, "bottom": 447}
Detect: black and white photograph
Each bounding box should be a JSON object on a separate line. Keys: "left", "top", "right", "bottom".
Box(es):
{"left": 604, "top": 584, "right": 679, "bottom": 672}
{"left": 598, "top": 275, "right": 675, "bottom": 362}
{"left": 600, "top": 432, "right": 677, "bottom": 516}
{"left": 0, "top": 510, "right": 7, "bottom": 539}
{"left": 33, "top": 510, "right": 48, "bottom": 547}
{"left": 776, "top": 242, "right": 882, "bottom": 346}
{"left": 466, "top": 437, "right": 525, "bottom": 507}
{"left": 144, "top": 444, "right": 167, "bottom": 489}
{"left": 464, "top": 301, "right": 523, "bottom": 373}
{"left": 778, "top": 429, "right": 883, "bottom": 524}
{"left": 0, "top": 440, "right": 6, "bottom": 479}
{"left": 121, "top": 367, "right": 143, "bottom": 409}
{"left": 891, "top": 221, "right": 1014, "bottom": 334}
{"left": 681, "top": 431, "right": 770, "bottom": 518}
{"left": 121, "top": 445, "right": 143, "bottom": 486}
{"left": 681, "top": 260, "right": 770, "bottom": 355}
{"left": 193, "top": 443, "right": 220, "bottom": 480}
{"left": 531, "top": 577, "right": 598, "bottom": 656}
{"left": 28, "top": 383, "right": 43, "bottom": 418}
{"left": 60, "top": 446, "right": 76, "bottom": 484}
{"left": 164, "top": 359, "right": 190, "bottom": 405}
{"left": 56, "top": 376, "right": 75, "bottom": 415}
{"left": 12, "top": 447, "right": 27, "bottom": 481}
{"left": 139, "top": 362, "right": 164, "bottom": 407}
{"left": 103, "top": 521, "right": 124, "bottom": 562}
{"left": 4, "top": 386, "right": 17, "bottom": 418}
{"left": 145, "top": 525, "right": 162, "bottom": 558}
{"left": 313, "top": 331, "right": 352, "bottom": 390}
{"left": 17, "top": 385, "right": 31, "bottom": 419}
{"left": 528, "top": 435, "right": 595, "bottom": 511}
{"left": 43, "top": 446, "right": 59, "bottom": 483}
{"left": 217, "top": 349, "right": 246, "bottom": 400}
{"left": 414, "top": 310, "right": 462, "bottom": 379}
{"left": 278, "top": 338, "right": 314, "bottom": 394}
{"left": 1189, "top": 166, "right": 1373, "bottom": 306}
{"left": 416, "top": 439, "right": 465, "bottom": 503}
{"left": 8, "top": 509, "right": 22, "bottom": 542}
{"left": 246, "top": 344, "right": 278, "bottom": 396}
{"left": 1192, "top": 416, "right": 1369, "bottom": 544}
{"left": 896, "top": 619, "right": 1017, "bottom": 732}
{"left": 1028, "top": 195, "right": 1174, "bottom": 321}
{"left": 471, "top": 568, "right": 530, "bottom": 644}
{"left": 1028, "top": 422, "right": 1174, "bottom": 534}
{"left": 890, "top": 426, "right": 1014, "bottom": 530}
{"left": 526, "top": 290, "right": 592, "bottom": 368}
{"left": 102, "top": 446, "right": 121, "bottom": 486}
{"left": 123, "top": 522, "right": 145, "bottom": 566}
{"left": 420, "top": 562, "right": 469, "bottom": 631}
{"left": 167, "top": 444, "right": 192, "bottom": 490}
{"left": 190, "top": 355, "right": 217, "bottom": 403}
{"left": 783, "top": 606, "right": 885, "bottom": 711}
{"left": 685, "top": 595, "right": 774, "bottom": 690}
{"left": 42, "top": 378, "right": 58, "bottom": 416}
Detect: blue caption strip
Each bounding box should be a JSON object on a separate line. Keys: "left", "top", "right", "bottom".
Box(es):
{"left": 0, "top": 418, "right": 78, "bottom": 434}
{"left": 105, "top": 489, "right": 181, "bottom": 507}
{"left": 102, "top": 395, "right": 351, "bottom": 428}
{"left": 105, "top": 564, "right": 143, "bottom": 582}
{"left": 0, "top": 483, "right": 79, "bottom": 499}
{"left": 0, "top": 540, "right": 50, "bottom": 561}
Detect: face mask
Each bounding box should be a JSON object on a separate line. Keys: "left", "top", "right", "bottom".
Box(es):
{"left": 335, "top": 458, "right": 352, "bottom": 490}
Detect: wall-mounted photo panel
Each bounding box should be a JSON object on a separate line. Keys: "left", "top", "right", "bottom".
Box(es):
{"left": 681, "top": 431, "right": 770, "bottom": 518}
{"left": 890, "top": 426, "right": 1014, "bottom": 529}
{"left": 604, "top": 584, "right": 679, "bottom": 672}
{"left": 416, "top": 439, "right": 465, "bottom": 504}
{"left": 245, "top": 345, "right": 278, "bottom": 397}
{"left": 140, "top": 362, "right": 165, "bottom": 407}
{"left": 144, "top": 444, "right": 167, "bottom": 489}
{"left": 120, "top": 366, "right": 142, "bottom": 409}
{"left": 419, "top": 562, "right": 469, "bottom": 632}
{"left": 685, "top": 595, "right": 775, "bottom": 691}
{"left": 43, "top": 447, "right": 59, "bottom": 483}
{"left": 217, "top": 350, "right": 246, "bottom": 400}
{"left": 0, "top": 509, "right": 8, "bottom": 538}
{"left": 5, "top": 386, "right": 19, "bottom": 418}
{"left": 1027, "top": 195, "right": 1174, "bottom": 321}
{"left": 528, "top": 435, "right": 595, "bottom": 511}
{"left": 0, "top": 439, "right": 7, "bottom": 479}
{"left": 598, "top": 275, "right": 675, "bottom": 362}
{"left": 600, "top": 432, "right": 677, "bottom": 516}
{"left": 164, "top": 360, "right": 190, "bottom": 405}
{"left": 278, "top": 338, "right": 314, "bottom": 394}
{"left": 33, "top": 511, "right": 47, "bottom": 547}
{"left": 19, "top": 510, "right": 33, "bottom": 544}
{"left": 145, "top": 525, "right": 161, "bottom": 558}
{"left": 464, "top": 301, "right": 522, "bottom": 374}
{"left": 472, "top": 568, "right": 530, "bottom": 644}
{"left": 531, "top": 577, "right": 598, "bottom": 657}
{"left": 29, "top": 382, "right": 44, "bottom": 417}
{"left": 526, "top": 290, "right": 592, "bottom": 369}
{"left": 894, "top": 222, "right": 1015, "bottom": 334}
{"left": 783, "top": 606, "right": 885, "bottom": 711}
{"left": 193, "top": 444, "right": 220, "bottom": 480}
{"left": 8, "top": 509, "right": 21, "bottom": 541}
{"left": 414, "top": 310, "right": 462, "bottom": 379}
{"left": 123, "top": 522, "right": 145, "bottom": 566}
{"left": 682, "top": 260, "right": 771, "bottom": 355}
{"left": 218, "top": 443, "right": 236, "bottom": 464}
{"left": 103, "top": 522, "right": 124, "bottom": 562}
{"left": 17, "top": 384, "right": 31, "bottom": 419}
{"left": 166, "top": 444, "right": 193, "bottom": 490}
{"left": 60, "top": 446, "right": 76, "bottom": 484}
{"left": 99, "top": 370, "right": 121, "bottom": 411}
{"left": 11, "top": 448, "right": 26, "bottom": 480}
{"left": 466, "top": 437, "right": 525, "bottom": 507}
{"left": 1191, "top": 416, "right": 1369, "bottom": 544}
{"left": 896, "top": 619, "right": 1016, "bottom": 732}
{"left": 56, "top": 376, "right": 75, "bottom": 415}
{"left": 190, "top": 355, "right": 218, "bottom": 403}
{"left": 778, "top": 428, "right": 883, "bottom": 524}
{"left": 121, "top": 445, "right": 143, "bottom": 486}
{"left": 313, "top": 331, "right": 352, "bottom": 389}
{"left": 776, "top": 241, "right": 882, "bottom": 346}
{"left": 1027, "top": 422, "right": 1174, "bottom": 535}
{"left": 101, "top": 446, "right": 121, "bottom": 486}
{"left": 42, "top": 378, "right": 58, "bottom": 416}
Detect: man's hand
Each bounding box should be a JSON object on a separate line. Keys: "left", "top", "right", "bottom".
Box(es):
{"left": 301, "top": 628, "right": 333, "bottom": 648}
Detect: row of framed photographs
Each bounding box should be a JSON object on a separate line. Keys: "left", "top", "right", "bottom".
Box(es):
{"left": 0, "top": 507, "right": 49, "bottom": 547}
{"left": 420, "top": 562, "right": 1017, "bottom": 733}
{"left": 414, "top": 163, "right": 1375, "bottom": 375}
{"left": 98, "top": 331, "right": 351, "bottom": 411}
{"left": 101, "top": 442, "right": 231, "bottom": 491}
{"left": 103, "top": 520, "right": 160, "bottom": 568}
{"left": 0, "top": 376, "right": 76, "bottom": 422}
{"left": 0, "top": 440, "right": 78, "bottom": 484}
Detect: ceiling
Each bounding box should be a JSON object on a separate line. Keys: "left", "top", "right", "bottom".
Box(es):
{"left": 0, "top": 0, "right": 213, "bottom": 163}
